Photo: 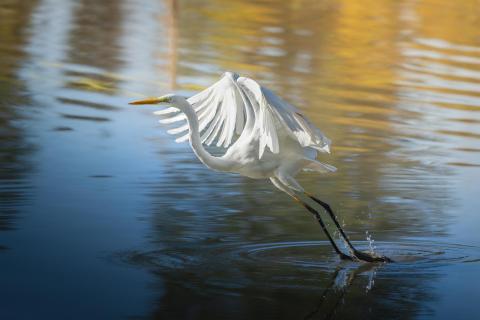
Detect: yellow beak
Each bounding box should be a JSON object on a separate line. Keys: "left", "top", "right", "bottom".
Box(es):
{"left": 128, "top": 97, "right": 168, "bottom": 105}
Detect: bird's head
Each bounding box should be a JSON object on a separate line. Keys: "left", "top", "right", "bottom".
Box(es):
{"left": 129, "top": 94, "right": 189, "bottom": 111}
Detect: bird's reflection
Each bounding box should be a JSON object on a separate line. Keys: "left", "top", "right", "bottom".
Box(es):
{"left": 304, "top": 262, "right": 380, "bottom": 320}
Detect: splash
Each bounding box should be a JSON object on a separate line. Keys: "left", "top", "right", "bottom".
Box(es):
{"left": 365, "top": 231, "right": 377, "bottom": 255}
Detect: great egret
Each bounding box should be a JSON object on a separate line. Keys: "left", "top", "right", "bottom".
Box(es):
{"left": 130, "top": 72, "right": 391, "bottom": 263}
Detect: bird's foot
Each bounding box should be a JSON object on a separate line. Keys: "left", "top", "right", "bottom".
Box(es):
{"left": 353, "top": 250, "right": 393, "bottom": 263}
{"left": 338, "top": 252, "right": 355, "bottom": 261}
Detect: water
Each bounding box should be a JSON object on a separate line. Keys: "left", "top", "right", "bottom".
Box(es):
{"left": 1, "top": 0, "right": 479, "bottom": 318}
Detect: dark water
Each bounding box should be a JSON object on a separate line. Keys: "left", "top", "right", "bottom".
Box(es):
{"left": 1, "top": 0, "right": 480, "bottom": 319}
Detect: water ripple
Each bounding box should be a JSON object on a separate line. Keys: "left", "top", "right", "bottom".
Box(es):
{"left": 116, "top": 240, "right": 479, "bottom": 276}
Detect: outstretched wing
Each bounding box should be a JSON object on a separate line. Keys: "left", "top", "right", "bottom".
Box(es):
{"left": 156, "top": 72, "right": 331, "bottom": 158}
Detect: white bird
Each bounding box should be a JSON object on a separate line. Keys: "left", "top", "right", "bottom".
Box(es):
{"left": 130, "top": 72, "right": 391, "bottom": 263}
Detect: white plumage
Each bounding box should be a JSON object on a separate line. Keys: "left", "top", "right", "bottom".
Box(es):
{"left": 152, "top": 72, "right": 334, "bottom": 188}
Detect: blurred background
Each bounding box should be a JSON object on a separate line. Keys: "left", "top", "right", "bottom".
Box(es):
{"left": 1, "top": 0, "right": 479, "bottom": 319}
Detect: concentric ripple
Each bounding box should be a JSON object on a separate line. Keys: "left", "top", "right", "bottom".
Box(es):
{"left": 116, "top": 240, "right": 479, "bottom": 276}
{"left": 235, "top": 240, "right": 479, "bottom": 271}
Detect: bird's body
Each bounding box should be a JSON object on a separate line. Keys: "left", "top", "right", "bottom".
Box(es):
{"left": 130, "top": 72, "right": 391, "bottom": 263}
{"left": 224, "top": 130, "right": 310, "bottom": 180}
{"left": 151, "top": 72, "right": 334, "bottom": 187}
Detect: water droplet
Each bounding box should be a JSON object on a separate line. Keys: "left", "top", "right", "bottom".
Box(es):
{"left": 365, "top": 231, "right": 377, "bottom": 254}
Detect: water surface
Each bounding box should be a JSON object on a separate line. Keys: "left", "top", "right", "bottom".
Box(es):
{"left": 1, "top": 0, "right": 479, "bottom": 319}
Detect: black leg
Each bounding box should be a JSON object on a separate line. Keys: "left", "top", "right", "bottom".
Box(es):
{"left": 292, "top": 195, "right": 354, "bottom": 261}
{"left": 306, "top": 193, "right": 393, "bottom": 263}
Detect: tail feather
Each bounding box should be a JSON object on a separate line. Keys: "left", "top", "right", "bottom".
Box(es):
{"left": 302, "top": 160, "right": 337, "bottom": 173}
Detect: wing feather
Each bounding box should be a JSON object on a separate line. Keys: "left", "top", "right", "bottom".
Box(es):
{"left": 159, "top": 113, "right": 185, "bottom": 124}
{"left": 188, "top": 72, "right": 247, "bottom": 147}
{"left": 201, "top": 109, "right": 223, "bottom": 143}
{"left": 153, "top": 107, "right": 179, "bottom": 116}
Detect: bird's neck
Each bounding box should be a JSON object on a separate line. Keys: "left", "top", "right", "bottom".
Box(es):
{"left": 179, "top": 101, "right": 233, "bottom": 172}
